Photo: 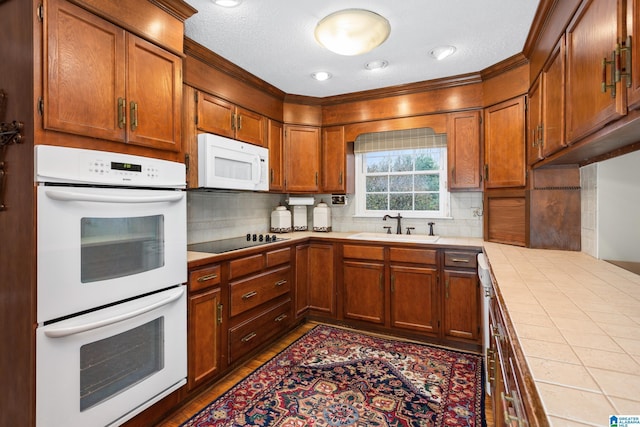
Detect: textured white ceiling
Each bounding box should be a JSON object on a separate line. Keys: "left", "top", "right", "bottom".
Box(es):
{"left": 184, "top": 0, "right": 540, "bottom": 98}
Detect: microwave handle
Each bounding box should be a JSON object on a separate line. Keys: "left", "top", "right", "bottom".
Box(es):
{"left": 43, "top": 287, "right": 185, "bottom": 338}
{"left": 252, "top": 155, "right": 261, "bottom": 185}
{"left": 45, "top": 188, "right": 185, "bottom": 204}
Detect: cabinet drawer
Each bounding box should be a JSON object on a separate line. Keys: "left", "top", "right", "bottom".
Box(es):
{"left": 228, "top": 299, "right": 292, "bottom": 363}
{"left": 389, "top": 247, "right": 437, "bottom": 264}
{"left": 444, "top": 251, "right": 478, "bottom": 269}
{"left": 229, "top": 266, "right": 291, "bottom": 317}
{"left": 229, "top": 254, "right": 264, "bottom": 279}
{"left": 343, "top": 244, "right": 384, "bottom": 260}
{"left": 266, "top": 247, "right": 291, "bottom": 268}
{"left": 189, "top": 264, "right": 221, "bottom": 292}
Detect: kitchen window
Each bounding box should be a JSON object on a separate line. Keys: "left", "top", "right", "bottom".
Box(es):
{"left": 354, "top": 128, "right": 449, "bottom": 218}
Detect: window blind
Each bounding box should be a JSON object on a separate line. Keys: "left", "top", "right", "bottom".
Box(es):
{"left": 354, "top": 128, "right": 446, "bottom": 153}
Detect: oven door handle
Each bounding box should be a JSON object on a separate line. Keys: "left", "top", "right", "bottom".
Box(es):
{"left": 43, "top": 287, "right": 185, "bottom": 338}
{"left": 44, "top": 189, "right": 185, "bottom": 204}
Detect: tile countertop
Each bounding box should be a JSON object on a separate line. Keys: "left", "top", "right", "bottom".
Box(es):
{"left": 187, "top": 231, "right": 485, "bottom": 263}
{"left": 483, "top": 242, "right": 640, "bottom": 426}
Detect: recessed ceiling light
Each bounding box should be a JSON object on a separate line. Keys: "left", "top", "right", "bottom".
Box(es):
{"left": 212, "top": 0, "right": 242, "bottom": 7}
{"left": 365, "top": 60, "right": 389, "bottom": 71}
{"left": 429, "top": 46, "right": 456, "bottom": 60}
{"left": 311, "top": 71, "right": 332, "bottom": 81}
{"left": 315, "top": 9, "right": 391, "bottom": 56}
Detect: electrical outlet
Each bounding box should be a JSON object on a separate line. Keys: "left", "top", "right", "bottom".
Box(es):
{"left": 331, "top": 194, "right": 348, "bottom": 205}
{"left": 472, "top": 207, "right": 483, "bottom": 217}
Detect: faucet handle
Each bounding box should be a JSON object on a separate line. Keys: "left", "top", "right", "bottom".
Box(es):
{"left": 406, "top": 227, "right": 415, "bottom": 235}
{"left": 383, "top": 226, "right": 392, "bottom": 234}
{"left": 427, "top": 222, "right": 435, "bottom": 236}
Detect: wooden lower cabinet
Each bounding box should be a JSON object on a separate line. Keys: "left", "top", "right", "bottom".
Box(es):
{"left": 187, "top": 264, "right": 223, "bottom": 391}
{"left": 308, "top": 244, "right": 335, "bottom": 315}
{"left": 343, "top": 261, "right": 385, "bottom": 324}
{"left": 390, "top": 265, "right": 438, "bottom": 335}
{"left": 489, "top": 282, "right": 546, "bottom": 426}
{"left": 442, "top": 270, "right": 479, "bottom": 342}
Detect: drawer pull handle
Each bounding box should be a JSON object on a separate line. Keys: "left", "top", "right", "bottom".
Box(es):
{"left": 242, "top": 291, "right": 258, "bottom": 300}
{"left": 197, "top": 273, "right": 218, "bottom": 282}
{"left": 275, "top": 279, "right": 287, "bottom": 287}
{"left": 274, "top": 314, "right": 288, "bottom": 322}
{"left": 450, "top": 258, "right": 470, "bottom": 263}
{"left": 241, "top": 332, "right": 256, "bottom": 342}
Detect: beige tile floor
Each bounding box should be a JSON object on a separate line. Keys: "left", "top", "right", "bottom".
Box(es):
{"left": 484, "top": 243, "right": 640, "bottom": 427}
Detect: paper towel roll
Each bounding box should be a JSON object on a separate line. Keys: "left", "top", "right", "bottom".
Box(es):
{"left": 286, "top": 196, "right": 315, "bottom": 205}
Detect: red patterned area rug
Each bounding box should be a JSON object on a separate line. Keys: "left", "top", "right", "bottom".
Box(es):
{"left": 182, "top": 325, "right": 485, "bottom": 427}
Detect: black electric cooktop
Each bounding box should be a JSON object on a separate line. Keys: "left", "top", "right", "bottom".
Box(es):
{"left": 188, "top": 234, "right": 289, "bottom": 254}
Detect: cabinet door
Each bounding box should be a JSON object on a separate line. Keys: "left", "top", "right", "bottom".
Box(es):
{"left": 45, "top": 0, "right": 126, "bottom": 142}
{"left": 294, "top": 244, "right": 309, "bottom": 317}
{"left": 308, "top": 243, "right": 335, "bottom": 316}
{"left": 197, "top": 92, "right": 235, "bottom": 138}
{"left": 343, "top": 261, "right": 385, "bottom": 324}
{"left": 321, "top": 126, "right": 346, "bottom": 193}
{"left": 527, "top": 76, "right": 544, "bottom": 165}
{"left": 268, "top": 119, "right": 285, "bottom": 191}
{"left": 484, "top": 96, "right": 526, "bottom": 188}
{"left": 284, "top": 125, "right": 321, "bottom": 192}
{"left": 235, "top": 107, "right": 265, "bottom": 147}
{"left": 566, "top": 0, "right": 625, "bottom": 143}
{"left": 126, "top": 34, "right": 182, "bottom": 151}
{"left": 390, "top": 265, "right": 438, "bottom": 335}
{"left": 188, "top": 287, "right": 221, "bottom": 390}
{"left": 542, "top": 36, "right": 567, "bottom": 157}
{"left": 628, "top": 0, "right": 640, "bottom": 108}
{"left": 442, "top": 270, "right": 480, "bottom": 342}
{"left": 447, "top": 111, "right": 482, "bottom": 190}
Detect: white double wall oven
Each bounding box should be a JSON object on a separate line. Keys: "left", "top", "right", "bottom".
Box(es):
{"left": 35, "top": 145, "right": 187, "bottom": 427}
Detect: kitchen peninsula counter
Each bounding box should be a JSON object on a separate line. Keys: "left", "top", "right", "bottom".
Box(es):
{"left": 483, "top": 242, "right": 640, "bottom": 426}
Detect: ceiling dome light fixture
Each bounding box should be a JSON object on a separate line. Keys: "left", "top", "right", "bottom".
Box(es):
{"left": 315, "top": 9, "right": 391, "bottom": 56}
{"left": 365, "top": 59, "right": 389, "bottom": 71}
{"left": 311, "top": 71, "right": 332, "bottom": 81}
{"left": 212, "top": 0, "right": 242, "bottom": 7}
{"left": 429, "top": 45, "right": 457, "bottom": 60}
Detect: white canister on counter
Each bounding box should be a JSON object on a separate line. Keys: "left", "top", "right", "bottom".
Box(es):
{"left": 270, "top": 205, "right": 292, "bottom": 233}
{"left": 313, "top": 200, "right": 332, "bottom": 232}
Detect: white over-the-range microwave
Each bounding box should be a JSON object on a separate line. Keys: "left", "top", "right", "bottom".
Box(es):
{"left": 198, "top": 133, "right": 269, "bottom": 191}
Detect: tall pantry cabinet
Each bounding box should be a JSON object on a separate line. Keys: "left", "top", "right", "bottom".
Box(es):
{"left": 0, "top": 1, "right": 195, "bottom": 426}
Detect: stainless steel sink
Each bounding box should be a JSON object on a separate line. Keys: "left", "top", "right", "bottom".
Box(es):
{"left": 348, "top": 232, "right": 440, "bottom": 243}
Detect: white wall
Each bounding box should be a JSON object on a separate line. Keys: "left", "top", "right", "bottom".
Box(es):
{"left": 596, "top": 150, "right": 640, "bottom": 262}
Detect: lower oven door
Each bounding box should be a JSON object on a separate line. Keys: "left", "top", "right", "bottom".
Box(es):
{"left": 36, "top": 286, "right": 187, "bottom": 427}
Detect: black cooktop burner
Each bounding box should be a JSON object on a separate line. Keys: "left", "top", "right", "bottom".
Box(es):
{"left": 188, "top": 234, "right": 289, "bottom": 254}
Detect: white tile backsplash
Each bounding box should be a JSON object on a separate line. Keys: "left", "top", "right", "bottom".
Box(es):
{"left": 187, "top": 191, "right": 484, "bottom": 243}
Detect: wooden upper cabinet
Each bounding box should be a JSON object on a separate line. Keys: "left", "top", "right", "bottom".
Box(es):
{"left": 541, "top": 36, "right": 567, "bottom": 158}
{"left": 447, "top": 111, "right": 482, "bottom": 191}
{"left": 197, "top": 93, "right": 235, "bottom": 138}
{"left": 626, "top": 0, "right": 640, "bottom": 108}
{"left": 45, "top": 0, "right": 126, "bottom": 142}
{"left": 284, "top": 125, "right": 321, "bottom": 192}
{"left": 126, "top": 35, "right": 182, "bottom": 151}
{"left": 196, "top": 92, "right": 266, "bottom": 147}
{"left": 321, "top": 126, "right": 348, "bottom": 193}
{"left": 527, "top": 76, "right": 544, "bottom": 165}
{"left": 268, "top": 119, "right": 285, "bottom": 192}
{"left": 44, "top": 0, "right": 182, "bottom": 152}
{"left": 566, "top": 0, "right": 626, "bottom": 143}
{"left": 484, "top": 96, "right": 526, "bottom": 189}
{"left": 527, "top": 38, "right": 567, "bottom": 166}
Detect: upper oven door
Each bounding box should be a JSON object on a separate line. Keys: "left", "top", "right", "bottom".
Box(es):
{"left": 37, "top": 185, "right": 186, "bottom": 323}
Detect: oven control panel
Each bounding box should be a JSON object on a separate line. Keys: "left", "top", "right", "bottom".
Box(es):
{"left": 35, "top": 145, "right": 185, "bottom": 188}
